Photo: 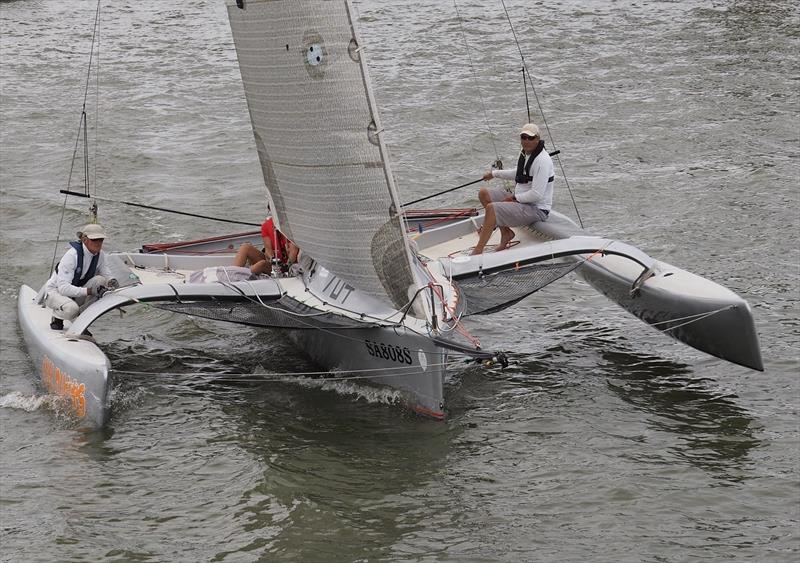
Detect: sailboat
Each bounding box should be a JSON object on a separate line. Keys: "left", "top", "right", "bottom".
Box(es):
{"left": 16, "top": 0, "right": 763, "bottom": 428}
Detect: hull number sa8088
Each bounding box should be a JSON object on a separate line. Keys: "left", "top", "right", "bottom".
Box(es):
{"left": 365, "top": 340, "right": 413, "bottom": 365}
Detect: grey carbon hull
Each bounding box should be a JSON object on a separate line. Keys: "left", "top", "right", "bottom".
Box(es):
{"left": 286, "top": 323, "right": 447, "bottom": 419}
{"left": 577, "top": 259, "right": 763, "bottom": 371}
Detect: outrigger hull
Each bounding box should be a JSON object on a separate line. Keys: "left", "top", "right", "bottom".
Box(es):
{"left": 415, "top": 210, "right": 764, "bottom": 372}
{"left": 576, "top": 254, "right": 763, "bottom": 371}
{"left": 17, "top": 285, "right": 111, "bottom": 428}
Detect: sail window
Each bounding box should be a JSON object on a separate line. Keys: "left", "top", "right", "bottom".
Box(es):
{"left": 307, "top": 44, "right": 323, "bottom": 66}
{"left": 302, "top": 32, "right": 328, "bottom": 79}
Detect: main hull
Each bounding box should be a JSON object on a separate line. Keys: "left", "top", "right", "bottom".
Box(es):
{"left": 287, "top": 324, "right": 447, "bottom": 419}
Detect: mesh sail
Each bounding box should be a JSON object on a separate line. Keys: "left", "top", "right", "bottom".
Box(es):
{"left": 227, "top": 0, "right": 416, "bottom": 309}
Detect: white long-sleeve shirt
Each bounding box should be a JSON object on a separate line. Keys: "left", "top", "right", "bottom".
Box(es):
{"left": 42, "top": 243, "right": 112, "bottom": 298}
{"left": 491, "top": 149, "right": 555, "bottom": 211}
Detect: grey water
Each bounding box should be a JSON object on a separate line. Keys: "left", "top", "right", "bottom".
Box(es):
{"left": 1, "top": 0, "right": 798, "bottom": 560}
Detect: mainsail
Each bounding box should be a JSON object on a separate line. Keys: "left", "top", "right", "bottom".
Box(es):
{"left": 227, "top": 0, "right": 418, "bottom": 309}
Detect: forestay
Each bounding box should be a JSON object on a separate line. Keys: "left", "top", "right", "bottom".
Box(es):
{"left": 227, "top": 0, "right": 418, "bottom": 310}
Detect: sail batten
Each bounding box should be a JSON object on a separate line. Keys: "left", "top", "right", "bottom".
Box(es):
{"left": 227, "top": 0, "right": 417, "bottom": 309}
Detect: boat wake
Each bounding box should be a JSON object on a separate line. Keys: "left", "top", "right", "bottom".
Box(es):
{"left": 0, "top": 390, "right": 75, "bottom": 420}
{"left": 287, "top": 371, "right": 405, "bottom": 408}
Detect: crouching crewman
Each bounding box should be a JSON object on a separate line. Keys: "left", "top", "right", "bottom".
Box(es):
{"left": 41, "top": 223, "right": 117, "bottom": 331}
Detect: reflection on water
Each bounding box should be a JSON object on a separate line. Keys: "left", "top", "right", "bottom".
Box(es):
{"left": 224, "top": 397, "right": 456, "bottom": 559}
{"left": 599, "top": 346, "right": 760, "bottom": 479}
{"left": 79, "top": 335, "right": 462, "bottom": 559}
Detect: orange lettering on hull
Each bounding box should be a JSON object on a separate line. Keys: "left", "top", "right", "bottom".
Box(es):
{"left": 41, "top": 357, "right": 87, "bottom": 419}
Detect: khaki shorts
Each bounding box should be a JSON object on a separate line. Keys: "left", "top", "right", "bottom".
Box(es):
{"left": 45, "top": 275, "right": 107, "bottom": 321}
{"left": 486, "top": 186, "right": 549, "bottom": 227}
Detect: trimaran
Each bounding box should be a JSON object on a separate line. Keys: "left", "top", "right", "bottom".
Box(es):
{"left": 17, "top": 0, "right": 763, "bottom": 428}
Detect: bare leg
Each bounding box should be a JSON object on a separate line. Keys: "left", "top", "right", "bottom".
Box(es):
{"left": 472, "top": 203, "right": 498, "bottom": 255}
{"left": 233, "top": 243, "right": 265, "bottom": 268}
{"left": 495, "top": 227, "right": 516, "bottom": 251}
{"left": 286, "top": 242, "right": 299, "bottom": 265}
{"left": 478, "top": 186, "right": 492, "bottom": 209}
{"left": 250, "top": 259, "right": 272, "bottom": 276}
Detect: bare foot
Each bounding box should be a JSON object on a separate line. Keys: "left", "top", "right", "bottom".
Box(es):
{"left": 470, "top": 246, "right": 484, "bottom": 256}
{"left": 495, "top": 228, "right": 516, "bottom": 251}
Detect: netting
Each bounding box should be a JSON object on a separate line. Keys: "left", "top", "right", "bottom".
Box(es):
{"left": 156, "top": 296, "right": 376, "bottom": 330}
{"left": 456, "top": 261, "right": 582, "bottom": 315}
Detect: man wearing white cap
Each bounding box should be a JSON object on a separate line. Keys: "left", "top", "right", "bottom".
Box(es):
{"left": 40, "top": 223, "right": 116, "bottom": 331}
{"left": 473, "top": 123, "right": 555, "bottom": 254}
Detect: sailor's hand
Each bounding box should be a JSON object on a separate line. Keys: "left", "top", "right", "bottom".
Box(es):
{"left": 482, "top": 171, "right": 494, "bottom": 181}
{"left": 95, "top": 285, "right": 109, "bottom": 298}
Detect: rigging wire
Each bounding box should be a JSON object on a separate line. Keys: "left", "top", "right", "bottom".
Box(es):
{"left": 105, "top": 304, "right": 735, "bottom": 382}
{"left": 522, "top": 67, "right": 531, "bottom": 123}
{"left": 110, "top": 361, "right": 454, "bottom": 382}
{"left": 50, "top": 0, "right": 104, "bottom": 275}
{"left": 452, "top": 0, "right": 500, "bottom": 162}
{"left": 93, "top": 4, "right": 101, "bottom": 199}
{"left": 498, "top": 0, "right": 585, "bottom": 229}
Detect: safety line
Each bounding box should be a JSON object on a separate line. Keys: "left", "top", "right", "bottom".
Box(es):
{"left": 109, "top": 360, "right": 454, "bottom": 382}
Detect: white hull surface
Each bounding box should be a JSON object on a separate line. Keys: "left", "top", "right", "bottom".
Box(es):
{"left": 17, "top": 285, "right": 111, "bottom": 427}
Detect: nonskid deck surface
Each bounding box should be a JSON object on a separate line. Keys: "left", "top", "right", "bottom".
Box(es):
{"left": 419, "top": 223, "right": 545, "bottom": 262}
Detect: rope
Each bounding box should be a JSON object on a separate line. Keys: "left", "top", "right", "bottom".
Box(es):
{"left": 498, "top": 0, "right": 585, "bottom": 229}
{"left": 648, "top": 305, "right": 734, "bottom": 333}
{"left": 421, "top": 260, "right": 481, "bottom": 347}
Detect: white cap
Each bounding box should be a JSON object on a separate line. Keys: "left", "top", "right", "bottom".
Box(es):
{"left": 78, "top": 223, "right": 107, "bottom": 240}
{"left": 520, "top": 123, "right": 540, "bottom": 138}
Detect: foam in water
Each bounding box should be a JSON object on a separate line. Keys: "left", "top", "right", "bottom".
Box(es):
{"left": 0, "top": 391, "right": 61, "bottom": 413}
{"left": 250, "top": 364, "right": 405, "bottom": 407}
{"left": 294, "top": 375, "right": 405, "bottom": 407}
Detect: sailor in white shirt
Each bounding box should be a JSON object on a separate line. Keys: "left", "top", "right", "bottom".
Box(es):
{"left": 472, "top": 123, "right": 555, "bottom": 255}
{"left": 41, "top": 223, "right": 115, "bottom": 330}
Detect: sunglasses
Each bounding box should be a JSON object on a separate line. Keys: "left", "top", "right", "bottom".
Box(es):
{"left": 520, "top": 134, "right": 538, "bottom": 141}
